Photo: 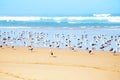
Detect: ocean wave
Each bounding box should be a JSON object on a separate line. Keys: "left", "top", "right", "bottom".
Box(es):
{"left": 0, "top": 16, "right": 40, "bottom": 21}
{"left": 0, "top": 26, "right": 33, "bottom": 29}
{"left": 0, "top": 15, "right": 120, "bottom": 27}
{"left": 0, "top": 15, "right": 120, "bottom": 23}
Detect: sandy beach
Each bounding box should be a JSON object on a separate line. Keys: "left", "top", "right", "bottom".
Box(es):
{"left": 0, "top": 46, "right": 120, "bottom": 80}
{"left": 0, "top": 0, "right": 120, "bottom": 79}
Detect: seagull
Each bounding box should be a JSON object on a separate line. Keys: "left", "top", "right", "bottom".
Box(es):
{"left": 88, "top": 50, "right": 92, "bottom": 54}
{"left": 109, "top": 48, "right": 113, "bottom": 52}
{"left": 0, "top": 45, "right": 2, "bottom": 48}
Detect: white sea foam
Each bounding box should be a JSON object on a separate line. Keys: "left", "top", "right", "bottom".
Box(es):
{"left": 0, "top": 16, "right": 40, "bottom": 21}
{"left": 0, "top": 26, "right": 33, "bottom": 29}
{"left": 0, "top": 15, "right": 120, "bottom": 23}
{"left": 93, "top": 14, "right": 111, "bottom": 17}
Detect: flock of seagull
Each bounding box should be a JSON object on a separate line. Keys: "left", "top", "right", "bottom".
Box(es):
{"left": 0, "top": 30, "right": 120, "bottom": 55}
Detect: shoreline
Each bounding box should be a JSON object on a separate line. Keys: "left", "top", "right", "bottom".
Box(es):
{"left": 1, "top": 45, "right": 120, "bottom": 54}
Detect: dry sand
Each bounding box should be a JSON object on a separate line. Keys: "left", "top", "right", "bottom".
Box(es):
{"left": 0, "top": 46, "right": 120, "bottom": 80}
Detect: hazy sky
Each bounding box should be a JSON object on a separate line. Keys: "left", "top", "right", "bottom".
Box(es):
{"left": 0, "top": 0, "right": 120, "bottom": 16}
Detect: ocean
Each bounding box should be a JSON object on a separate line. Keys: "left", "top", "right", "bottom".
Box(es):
{"left": 0, "top": 15, "right": 120, "bottom": 52}
{"left": 0, "top": 15, "right": 120, "bottom": 28}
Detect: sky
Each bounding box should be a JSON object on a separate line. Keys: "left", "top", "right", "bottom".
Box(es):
{"left": 0, "top": 0, "right": 120, "bottom": 16}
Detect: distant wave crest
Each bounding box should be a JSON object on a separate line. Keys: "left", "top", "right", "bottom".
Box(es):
{"left": 0, "top": 14, "right": 120, "bottom": 27}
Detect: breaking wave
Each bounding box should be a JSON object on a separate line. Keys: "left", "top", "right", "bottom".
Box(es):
{"left": 0, "top": 14, "right": 120, "bottom": 28}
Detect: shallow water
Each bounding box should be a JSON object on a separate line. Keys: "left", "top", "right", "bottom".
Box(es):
{"left": 0, "top": 27, "right": 120, "bottom": 52}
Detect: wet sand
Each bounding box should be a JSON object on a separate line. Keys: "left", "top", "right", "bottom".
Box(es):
{"left": 0, "top": 46, "right": 120, "bottom": 80}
